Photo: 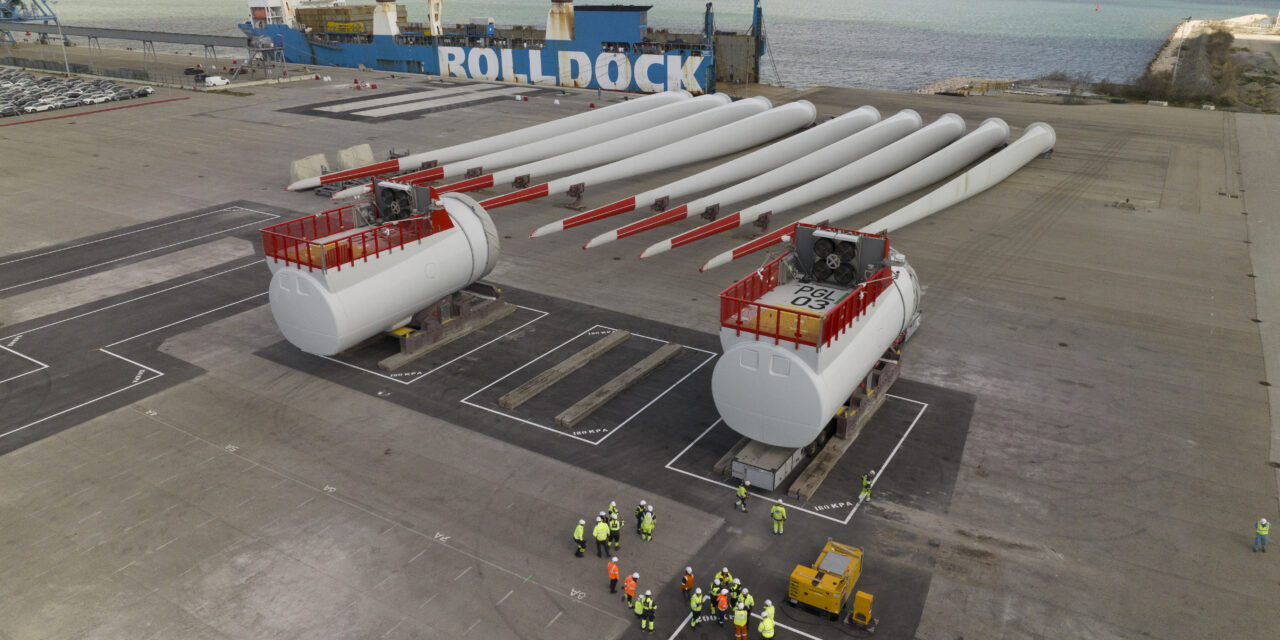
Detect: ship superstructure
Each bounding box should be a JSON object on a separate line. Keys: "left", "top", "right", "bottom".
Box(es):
{"left": 242, "top": 0, "right": 766, "bottom": 94}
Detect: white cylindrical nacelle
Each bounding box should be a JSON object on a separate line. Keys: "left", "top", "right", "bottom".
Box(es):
{"left": 712, "top": 262, "right": 921, "bottom": 449}
{"left": 267, "top": 193, "right": 499, "bottom": 356}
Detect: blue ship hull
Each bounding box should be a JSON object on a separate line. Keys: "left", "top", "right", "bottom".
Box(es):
{"left": 242, "top": 23, "right": 717, "bottom": 94}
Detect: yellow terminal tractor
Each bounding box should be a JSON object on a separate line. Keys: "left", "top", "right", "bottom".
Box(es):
{"left": 788, "top": 541, "right": 862, "bottom": 620}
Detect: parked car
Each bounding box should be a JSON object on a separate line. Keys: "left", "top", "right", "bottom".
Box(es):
{"left": 204, "top": 75, "right": 230, "bottom": 87}
{"left": 134, "top": 86, "right": 155, "bottom": 96}
{"left": 22, "top": 102, "right": 53, "bottom": 113}
{"left": 0, "top": 105, "right": 18, "bottom": 117}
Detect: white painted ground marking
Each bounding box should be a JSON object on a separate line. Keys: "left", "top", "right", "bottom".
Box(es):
{"left": 77, "top": 510, "right": 102, "bottom": 524}
{"left": 752, "top": 611, "right": 826, "bottom": 640}
{"left": 317, "top": 88, "right": 475, "bottom": 113}
{"left": 317, "top": 305, "right": 549, "bottom": 385}
{"left": 0, "top": 207, "right": 263, "bottom": 268}
{"left": 102, "top": 293, "right": 268, "bottom": 348}
{"left": 455, "top": 566, "right": 472, "bottom": 580}
{"left": 0, "top": 209, "right": 277, "bottom": 293}
{"left": 461, "top": 324, "right": 715, "bottom": 446}
{"left": 0, "top": 278, "right": 267, "bottom": 440}
{"left": 496, "top": 589, "right": 514, "bottom": 605}
{"left": 0, "top": 260, "right": 263, "bottom": 341}
{"left": 666, "top": 611, "right": 826, "bottom": 640}
{"left": 462, "top": 619, "right": 481, "bottom": 636}
{"left": 666, "top": 613, "right": 694, "bottom": 640}
{"left": 0, "top": 344, "right": 49, "bottom": 385}
{"left": 353, "top": 87, "right": 533, "bottom": 117}
{"left": 662, "top": 394, "right": 929, "bottom": 526}
{"left": 546, "top": 611, "right": 562, "bottom": 628}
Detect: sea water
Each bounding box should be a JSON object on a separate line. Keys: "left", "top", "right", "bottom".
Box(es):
{"left": 45, "top": 0, "right": 1272, "bottom": 90}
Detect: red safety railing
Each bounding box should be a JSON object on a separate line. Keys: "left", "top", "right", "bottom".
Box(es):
{"left": 719, "top": 227, "right": 896, "bottom": 350}
{"left": 817, "top": 266, "right": 894, "bottom": 348}
{"left": 261, "top": 205, "right": 452, "bottom": 272}
{"left": 720, "top": 254, "right": 822, "bottom": 348}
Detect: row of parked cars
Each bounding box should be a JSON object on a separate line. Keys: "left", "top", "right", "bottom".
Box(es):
{"left": 0, "top": 69, "right": 155, "bottom": 117}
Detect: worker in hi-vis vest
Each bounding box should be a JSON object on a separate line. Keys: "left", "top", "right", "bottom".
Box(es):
{"left": 770, "top": 502, "right": 787, "bottom": 534}
{"left": 735, "top": 480, "right": 750, "bottom": 512}
{"left": 758, "top": 613, "right": 776, "bottom": 638}
{"left": 592, "top": 516, "right": 610, "bottom": 558}
{"left": 733, "top": 605, "right": 750, "bottom": 640}
{"left": 860, "top": 469, "right": 876, "bottom": 502}
{"left": 1255, "top": 517, "right": 1271, "bottom": 552}
{"left": 689, "top": 587, "right": 704, "bottom": 628}
{"left": 607, "top": 557, "right": 620, "bottom": 593}
{"left": 623, "top": 572, "right": 639, "bottom": 607}
{"left": 572, "top": 519, "right": 585, "bottom": 557}
{"left": 640, "top": 591, "right": 657, "bottom": 632}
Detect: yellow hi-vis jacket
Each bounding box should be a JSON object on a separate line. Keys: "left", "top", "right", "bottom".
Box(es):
{"left": 733, "top": 608, "right": 748, "bottom": 626}
{"left": 572, "top": 523, "right": 584, "bottom": 541}
{"left": 1259, "top": 520, "right": 1271, "bottom": 535}
{"left": 593, "top": 521, "right": 609, "bottom": 541}
{"left": 758, "top": 615, "right": 776, "bottom": 638}
{"left": 690, "top": 592, "right": 703, "bottom": 612}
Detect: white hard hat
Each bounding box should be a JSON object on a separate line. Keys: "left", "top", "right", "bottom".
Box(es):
{"left": 610, "top": 501, "right": 616, "bottom": 506}
{"left": 869, "top": 469, "right": 876, "bottom": 476}
{"left": 765, "top": 599, "right": 772, "bottom": 606}
{"left": 578, "top": 519, "right": 585, "bottom": 524}
{"left": 685, "top": 566, "right": 692, "bottom": 573}
{"left": 610, "top": 513, "right": 618, "bottom": 519}
{"left": 720, "top": 589, "right": 728, "bottom": 594}
{"left": 645, "top": 589, "right": 651, "bottom": 596}
{"left": 611, "top": 556, "right": 618, "bottom": 562}
{"left": 640, "top": 499, "right": 647, "bottom": 505}
{"left": 695, "top": 587, "right": 702, "bottom": 594}
{"left": 1264, "top": 518, "right": 1270, "bottom": 525}
{"left": 647, "top": 505, "right": 653, "bottom": 511}
{"left": 633, "top": 572, "right": 640, "bottom": 578}
{"left": 722, "top": 567, "right": 729, "bottom": 573}
{"left": 599, "top": 511, "right": 606, "bottom": 516}
{"left": 742, "top": 588, "right": 749, "bottom": 594}
{"left": 744, "top": 480, "right": 751, "bottom": 487}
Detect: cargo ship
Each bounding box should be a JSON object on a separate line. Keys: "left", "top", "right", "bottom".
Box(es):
{"left": 241, "top": 0, "right": 766, "bottom": 95}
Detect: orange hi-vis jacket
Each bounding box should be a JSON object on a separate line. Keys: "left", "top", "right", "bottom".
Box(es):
{"left": 624, "top": 575, "right": 637, "bottom": 597}
{"left": 716, "top": 593, "right": 730, "bottom": 611}
{"left": 608, "top": 561, "right": 620, "bottom": 581}
{"left": 681, "top": 572, "right": 695, "bottom": 590}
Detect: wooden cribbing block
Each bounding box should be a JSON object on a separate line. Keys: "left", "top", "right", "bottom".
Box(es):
{"left": 555, "top": 343, "right": 683, "bottom": 429}
{"left": 498, "top": 330, "right": 631, "bottom": 409}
